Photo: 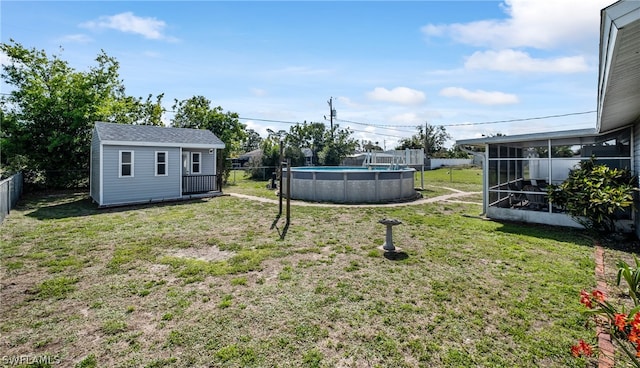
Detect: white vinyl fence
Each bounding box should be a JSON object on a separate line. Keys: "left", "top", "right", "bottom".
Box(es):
{"left": 0, "top": 172, "right": 23, "bottom": 224}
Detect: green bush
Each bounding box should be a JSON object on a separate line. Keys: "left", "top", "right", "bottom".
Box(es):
{"left": 548, "top": 157, "right": 637, "bottom": 234}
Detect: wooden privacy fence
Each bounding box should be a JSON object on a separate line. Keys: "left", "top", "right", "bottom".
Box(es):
{"left": 0, "top": 172, "right": 23, "bottom": 224}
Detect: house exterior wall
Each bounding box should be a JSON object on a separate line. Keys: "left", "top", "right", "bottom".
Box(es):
{"left": 183, "top": 149, "right": 216, "bottom": 175}
{"left": 90, "top": 131, "right": 101, "bottom": 204}
{"left": 101, "top": 145, "right": 181, "bottom": 206}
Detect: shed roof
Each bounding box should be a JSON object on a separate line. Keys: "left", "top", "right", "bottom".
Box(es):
{"left": 94, "top": 122, "right": 225, "bottom": 149}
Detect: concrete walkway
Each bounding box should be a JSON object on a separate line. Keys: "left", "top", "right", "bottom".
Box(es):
{"left": 226, "top": 187, "right": 482, "bottom": 208}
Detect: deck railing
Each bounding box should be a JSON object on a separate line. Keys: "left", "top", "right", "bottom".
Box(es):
{"left": 182, "top": 174, "right": 217, "bottom": 194}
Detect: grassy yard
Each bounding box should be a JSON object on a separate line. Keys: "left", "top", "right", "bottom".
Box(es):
{"left": 0, "top": 168, "right": 625, "bottom": 367}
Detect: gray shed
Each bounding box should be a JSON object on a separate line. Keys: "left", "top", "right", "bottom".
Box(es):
{"left": 90, "top": 122, "right": 225, "bottom": 207}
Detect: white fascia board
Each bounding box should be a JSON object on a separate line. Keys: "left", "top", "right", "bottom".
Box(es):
{"left": 100, "top": 140, "right": 225, "bottom": 149}
{"left": 605, "top": 1, "right": 640, "bottom": 28}
{"left": 99, "top": 143, "right": 104, "bottom": 206}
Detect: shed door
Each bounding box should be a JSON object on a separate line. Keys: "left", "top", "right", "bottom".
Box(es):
{"left": 182, "top": 152, "right": 190, "bottom": 175}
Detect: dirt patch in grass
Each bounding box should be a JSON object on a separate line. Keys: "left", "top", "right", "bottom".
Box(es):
{"left": 170, "top": 246, "right": 234, "bottom": 262}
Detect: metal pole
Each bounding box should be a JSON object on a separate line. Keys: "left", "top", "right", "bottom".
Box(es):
{"left": 278, "top": 141, "right": 284, "bottom": 216}
{"left": 278, "top": 164, "right": 283, "bottom": 217}
{"left": 286, "top": 159, "right": 291, "bottom": 224}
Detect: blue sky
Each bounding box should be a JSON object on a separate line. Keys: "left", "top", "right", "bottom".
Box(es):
{"left": 1, "top": 0, "right": 615, "bottom": 149}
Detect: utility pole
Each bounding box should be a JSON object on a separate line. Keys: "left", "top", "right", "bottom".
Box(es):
{"left": 424, "top": 121, "right": 429, "bottom": 157}
{"left": 327, "top": 97, "right": 336, "bottom": 135}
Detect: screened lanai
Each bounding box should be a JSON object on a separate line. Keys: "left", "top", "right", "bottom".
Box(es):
{"left": 457, "top": 126, "right": 633, "bottom": 228}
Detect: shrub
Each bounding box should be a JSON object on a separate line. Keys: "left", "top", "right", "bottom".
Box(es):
{"left": 548, "top": 157, "right": 637, "bottom": 234}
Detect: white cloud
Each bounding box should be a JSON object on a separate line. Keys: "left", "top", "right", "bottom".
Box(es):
{"left": 143, "top": 51, "right": 162, "bottom": 58}
{"left": 366, "top": 87, "right": 426, "bottom": 105}
{"left": 335, "top": 96, "right": 361, "bottom": 109}
{"left": 80, "top": 12, "right": 174, "bottom": 41}
{"left": 250, "top": 88, "right": 267, "bottom": 97}
{"left": 58, "top": 34, "right": 93, "bottom": 44}
{"left": 422, "top": 0, "right": 611, "bottom": 50}
{"left": 465, "top": 49, "right": 589, "bottom": 73}
{"left": 440, "top": 87, "right": 519, "bottom": 105}
{"left": 389, "top": 112, "right": 421, "bottom": 125}
{"left": 244, "top": 120, "right": 270, "bottom": 138}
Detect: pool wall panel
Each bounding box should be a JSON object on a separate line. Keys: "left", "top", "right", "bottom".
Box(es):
{"left": 283, "top": 167, "right": 417, "bottom": 203}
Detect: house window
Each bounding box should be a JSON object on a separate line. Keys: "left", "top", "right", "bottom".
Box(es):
{"left": 119, "top": 151, "right": 134, "bottom": 177}
{"left": 156, "top": 151, "right": 168, "bottom": 176}
{"left": 191, "top": 152, "right": 201, "bottom": 174}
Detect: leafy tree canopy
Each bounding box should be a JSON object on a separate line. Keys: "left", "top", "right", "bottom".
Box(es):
{"left": 396, "top": 124, "right": 451, "bottom": 156}
{"left": 0, "top": 40, "right": 164, "bottom": 188}
{"left": 242, "top": 129, "right": 263, "bottom": 153}
{"left": 171, "top": 96, "right": 247, "bottom": 182}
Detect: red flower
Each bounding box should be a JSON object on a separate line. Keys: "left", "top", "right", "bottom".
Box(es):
{"left": 580, "top": 290, "right": 592, "bottom": 309}
{"left": 630, "top": 328, "right": 640, "bottom": 344}
{"left": 571, "top": 344, "right": 581, "bottom": 357}
{"left": 592, "top": 289, "right": 606, "bottom": 302}
{"left": 631, "top": 313, "right": 640, "bottom": 330}
{"left": 571, "top": 339, "right": 593, "bottom": 357}
{"left": 615, "top": 313, "right": 628, "bottom": 332}
{"left": 580, "top": 340, "right": 593, "bottom": 356}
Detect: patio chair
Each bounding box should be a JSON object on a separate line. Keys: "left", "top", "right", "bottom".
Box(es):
{"left": 523, "top": 185, "right": 547, "bottom": 210}
{"left": 508, "top": 182, "right": 527, "bottom": 207}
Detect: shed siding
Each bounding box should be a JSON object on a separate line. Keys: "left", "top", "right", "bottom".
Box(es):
{"left": 90, "top": 131, "right": 101, "bottom": 204}
{"left": 102, "top": 145, "right": 181, "bottom": 206}
{"left": 184, "top": 149, "right": 216, "bottom": 175}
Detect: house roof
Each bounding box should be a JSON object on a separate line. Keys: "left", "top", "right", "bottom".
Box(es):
{"left": 456, "top": 128, "right": 599, "bottom": 146}
{"left": 237, "top": 149, "right": 263, "bottom": 160}
{"left": 94, "top": 122, "right": 225, "bottom": 149}
{"left": 598, "top": 0, "right": 640, "bottom": 133}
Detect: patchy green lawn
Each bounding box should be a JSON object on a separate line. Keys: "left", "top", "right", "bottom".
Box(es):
{"left": 0, "top": 173, "right": 603, "bottom": 367}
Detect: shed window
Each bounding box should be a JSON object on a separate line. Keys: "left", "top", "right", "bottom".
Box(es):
{"left": 156, "top": 151, "right": 168, "bottom": 176}
{"left": 119, "top": 151, "right": 134, "bottom": 177}
{"left": 191, "top": 152, "right": 201, "bottom": 174}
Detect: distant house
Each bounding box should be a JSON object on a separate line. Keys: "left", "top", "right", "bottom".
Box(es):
{"left": 233, "top": 149, "right": 262, "bottom": 168}
{"left": 90, "top": 122, "right": 225, "bottom": 207}
{"left": 456, "top": 0, "right": 640, "bottom": 233}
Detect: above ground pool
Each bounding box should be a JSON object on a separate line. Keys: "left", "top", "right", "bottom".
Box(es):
{"left": 282, "top": 166, "right": 417, "bottom": 203}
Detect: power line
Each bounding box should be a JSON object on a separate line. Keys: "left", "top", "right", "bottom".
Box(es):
{"left": 238, "top": 116, "right": 406, "bottom": 139}
{"left": 238, "top": 117, "right": 300, "bottom": 125}
{"left": 335, "top": 118, "right": 416, "bottom": 132}
{"left": 440, "top": 110, "right": 597, "bottom": 127}
{"left": 335, "top": 110, "right": 597, "bottom": 130}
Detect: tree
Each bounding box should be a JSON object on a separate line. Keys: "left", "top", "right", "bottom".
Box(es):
{"left": 286, "top": 121, "right": 327, "bottom": 165}
{"left": 257, "top": 122, "right": 357, "bottom": 172}
{"left": 171, "top": 96, "right": 246, "bottom": 182}
{"left": 0, "top": 40, "right": 158, "bottom": 188}
{"left": 396, "top": 124, "right": 451, "bottom": 156}
{"left": 318, "top": 126, "right": 358, "bottom": 166}
{"left": 242, "top": 129, "right": 263, "bottom": 152}
{"left": 547, "top": 157, "right": 637, "bottom": 234}
{"left": 444, "top": 145, "right": 472, "bottom": 159}
{"left": 361, "top": 140, "right": 383, "bottom": 151}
